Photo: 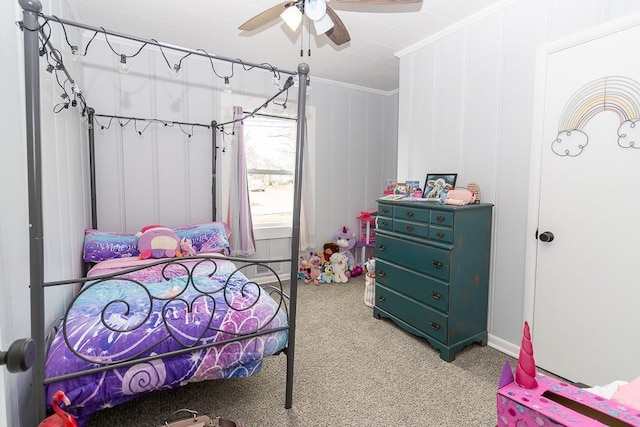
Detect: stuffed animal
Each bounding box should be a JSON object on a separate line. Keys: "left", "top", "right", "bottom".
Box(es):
{"left": 332, "top": 226, "right": 363, "bottom": 277}
{"left": 180, "top": 237, "right": 197, "bottom": 257}
{"left": 136, "top": 225, "right": 182, "bottom": 260}
{"left": 320, "top": 263, "right": 334, "bottom": 284}
{"left": 304, "top": 263, "right": 321, "bottom": 285}
{"left": 364, "top": 256, "right": 376, "bottom": 278}
{"left": 330, "top": 252, "right": 349, "bottom": 283}
{"left": 322, "top": 242, "right": 340, "bottom": 264}
{"left": 444, "top": 188, "right": 476, "bottom": 206}
{"left": 298, "top": 255, "right": 311, "bottom": 281}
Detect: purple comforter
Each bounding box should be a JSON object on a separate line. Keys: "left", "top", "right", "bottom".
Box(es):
{"left": 44, "top": 256, "right": 288, "bottom": 425}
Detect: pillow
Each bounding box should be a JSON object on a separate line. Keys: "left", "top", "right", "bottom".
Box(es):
{"left": 82, "top": 222, "right": 232, "bottom": 263}
{"left": 83, "top": 229, "right": 139, "bottom": 263}
{"left": 174, "top": 222, "right": 231, "bottom": 255}
{"left": 136, "top": 225, "right": 181, "bottom": 260}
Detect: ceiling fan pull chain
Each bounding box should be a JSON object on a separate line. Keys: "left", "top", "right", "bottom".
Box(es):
{"left": 308, "top": 20, "right": 311, "bottom": 56}
{"left": 300, "top": 17, "right": 304, "bottom": 57}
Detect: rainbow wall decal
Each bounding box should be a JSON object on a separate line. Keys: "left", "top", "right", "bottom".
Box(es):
{"left": 552, "top": 76, "right": 640, "bottom": 156}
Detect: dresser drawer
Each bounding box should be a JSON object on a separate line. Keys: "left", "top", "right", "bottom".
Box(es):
{"left": 393, "top": 219, "right": 429, "bottom": 239}
{"left": 428, "top": 225, "right": 453, "bottom": 244}
{"left": 376, "top": 259, "right": 449, "bottom": 313}
{"left": 375, "top": 285, "right": 448, "bottom": 343}
{"left": 377, "top": 216, "right": 393, "bottom": 231}
{"left": 430, "top": 210, "right": 454, "bottom": 227}
{"left": 378, "top": 204, "right": 393, "bottom": 217}
{"left": 394, "top": 206, "right": 430, "bottom": 223}
{"left": 376, "top": 234, "right": 450, "bottom": 281}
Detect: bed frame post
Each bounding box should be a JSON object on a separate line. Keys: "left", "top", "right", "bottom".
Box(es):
{"left": 87, "top": 107, "right": 98, "bottom": 229}
{"left": 211, "top": 120, "right": 217, "bottom": 221}
{"left": 285, "top": 63, "right": 309, "bottom": 409}
{"left": 20, "top": 0, "right": 47, "bottom": 423}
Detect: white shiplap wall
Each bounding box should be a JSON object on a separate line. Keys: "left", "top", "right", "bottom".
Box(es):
{"left": 83, "top": 38, "right": 397, "bottom": 264}
{"left": 396, "top": 0, "right": 640, "bottom": 351}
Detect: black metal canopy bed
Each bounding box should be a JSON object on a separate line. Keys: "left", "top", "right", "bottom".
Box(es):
{"left": 18, "top": 1, "right": 309, "bottom": 424}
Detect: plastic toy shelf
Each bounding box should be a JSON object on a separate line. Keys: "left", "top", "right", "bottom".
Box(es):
{"left": 356, "top": 210, "right": 377, "bottom": 266}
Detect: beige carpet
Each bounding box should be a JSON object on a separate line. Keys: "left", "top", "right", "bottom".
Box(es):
{"left": 89, "top": 275, "right": 513, "bottom": 426}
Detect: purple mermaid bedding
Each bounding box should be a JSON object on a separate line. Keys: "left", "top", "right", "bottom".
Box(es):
{"left": 44, "top": 256, "right": 288, "bottom": 425}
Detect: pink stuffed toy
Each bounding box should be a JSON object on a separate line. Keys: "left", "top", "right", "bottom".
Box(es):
{"left": 136, "top": 225, "right": 182, "bottom": 260}
{"left": 180, "top": 237, "right": 196, "bottom": 257}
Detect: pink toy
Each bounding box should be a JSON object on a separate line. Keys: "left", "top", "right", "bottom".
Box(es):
{"left": 515, "top": 321, "right": 538, "bottom": 389}
{"left": 304, "top": 252, "right": 322, "bottom": 285}
{"left": 497, "top": 322, "right": 640, "bottom": 426}
{"left": 136, "top": 225, "right": 182, "bottom": 260}
{"left": 180, "top": 237, "right": 197, "bottom": 257}
{"left": 498, "top": 374, "right": 640, "bottom": 426}
{"left": 444, "top": 188, "right": 476, "bottom": 205}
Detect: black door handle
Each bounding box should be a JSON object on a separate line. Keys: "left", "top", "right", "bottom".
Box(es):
{"left": 538, "top": 231, "right": 554, "bottom": 242}
{"left": 0, "top": 338, "right": 35, "bottom": 373}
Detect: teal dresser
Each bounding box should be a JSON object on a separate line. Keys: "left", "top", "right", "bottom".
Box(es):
{"left": 374, "top": 200, "right": 493, "bottom": 362}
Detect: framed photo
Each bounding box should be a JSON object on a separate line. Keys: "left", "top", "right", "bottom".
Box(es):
{"left": 423, "top": 173, "right": 457, "bottom": 199}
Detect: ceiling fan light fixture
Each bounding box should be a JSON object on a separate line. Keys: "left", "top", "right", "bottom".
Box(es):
{"left": 281, "top": 5, "right": 303, "bottom": 31}
{"left": 305, "top": 0, "right": 327, "bottom": 21}
{"left": 312, "top": 12, "right": 334, "bottom": 35}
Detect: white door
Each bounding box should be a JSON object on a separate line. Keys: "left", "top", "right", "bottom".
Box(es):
{"left": 529, "top": 16, "right": 640, "bottom": 387}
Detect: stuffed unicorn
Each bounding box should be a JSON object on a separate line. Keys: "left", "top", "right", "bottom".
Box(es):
{"left": 332, "top": 226, "right": 362, "bottom": 277}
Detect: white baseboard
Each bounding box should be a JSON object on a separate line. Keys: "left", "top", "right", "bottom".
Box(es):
{"left": 488, "top": 333, "right": 519, "bottom": 359}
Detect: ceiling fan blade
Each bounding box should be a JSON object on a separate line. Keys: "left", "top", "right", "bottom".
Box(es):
{"left": 325, "top": 5, "right": 351, "bottom": 46}
{"left": 239, "top": 1, "right": 292, "bottom": 31}
{"left": 331, "top": 0, "right": 422, "bottom": 3}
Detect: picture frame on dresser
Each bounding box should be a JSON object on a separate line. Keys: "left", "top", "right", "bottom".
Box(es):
{"left": 423, "top": 173, "right": 457, "bottom": 200}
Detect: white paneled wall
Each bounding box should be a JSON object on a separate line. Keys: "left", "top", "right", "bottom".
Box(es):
{"left": 396, "top": 0, "right": 640, "bottom": 350}
{"left": 83, "top": 38, "right": 397, "bottom": 262}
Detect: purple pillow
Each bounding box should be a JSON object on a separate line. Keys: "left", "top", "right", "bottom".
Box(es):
{"left": 83, "top": 229, "right": 139, "bottom": 263}
{"left": 82, "top": 222, "right": 232, "bottom": 263}
{"left": 174, "top": 222, "right": 231, "bottom": 255}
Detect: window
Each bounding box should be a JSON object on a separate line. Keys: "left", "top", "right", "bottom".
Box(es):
{"left": 243, "top": 114, "right": 297, "bottom": 228}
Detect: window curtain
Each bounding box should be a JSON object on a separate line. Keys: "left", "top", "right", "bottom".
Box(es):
{"left": 226, "top": 106, "right": 256, "bottom": 256}
{"left": 299, "top": 118, "right": 315, "bottom": 251}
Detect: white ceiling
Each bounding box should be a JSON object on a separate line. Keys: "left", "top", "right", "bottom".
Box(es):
{"left": 65, "top": 0, "right": 505, "bottom": 92}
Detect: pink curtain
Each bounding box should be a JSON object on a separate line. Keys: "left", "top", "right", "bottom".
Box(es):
{"left": 226, "top": 106, "right": 256, "bottom": 256}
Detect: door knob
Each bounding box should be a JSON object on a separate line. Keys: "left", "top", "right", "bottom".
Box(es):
{"left": 0, "top": 338, "right": 35, "bottom": 373}
{"left": 538, "top": 231, "right": 554, "bottom": 242}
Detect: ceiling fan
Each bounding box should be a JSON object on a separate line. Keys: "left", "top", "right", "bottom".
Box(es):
{"left": 239, "top": 0, "right": 423, "bottom": 47}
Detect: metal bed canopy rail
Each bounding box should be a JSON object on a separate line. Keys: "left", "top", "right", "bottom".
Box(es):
{"left": 38, "top": 11, "right": 299, "bottom": 78}
{"left": 19, "top": 0, "right": 310, "bottom": 422}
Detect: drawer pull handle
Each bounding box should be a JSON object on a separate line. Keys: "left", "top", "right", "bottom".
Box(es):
{"left": 435, "top": 231, "right": 445, "bottom": 238}
{"left": 377, "top": 270, "right": 386, "bottom": 278}
{"left": 382, "top": 208, "right": 389, "bottom": 214}
{"left": 405, "top": 225, "right": 414, "bottom": 232}
{"left": 432, "top": 260, "right": 443, "bottom": 269}
{"left": 378, "top": 244, "right": 386, "bottom": 251}
{"left": 430, "top": 321, "right": 441, "bottom": 331}
{"left": 381, "top": 221, "right": 388, "bottom": 227}
{"left": 405, "top": 211, "right": 414, "bottom": 218}
{"left": 378, "top": 296, "right": 386, "bottom": 302}
{"left": 431, "top": 291, "right": 441, "bottom": 300}
{"left": 436, "top": 215, "right": 445, "bottom": 223}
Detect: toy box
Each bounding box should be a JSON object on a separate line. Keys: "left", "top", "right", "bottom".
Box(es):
{"left": 497, "top": 373, "right": 640, "bottom": 426}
